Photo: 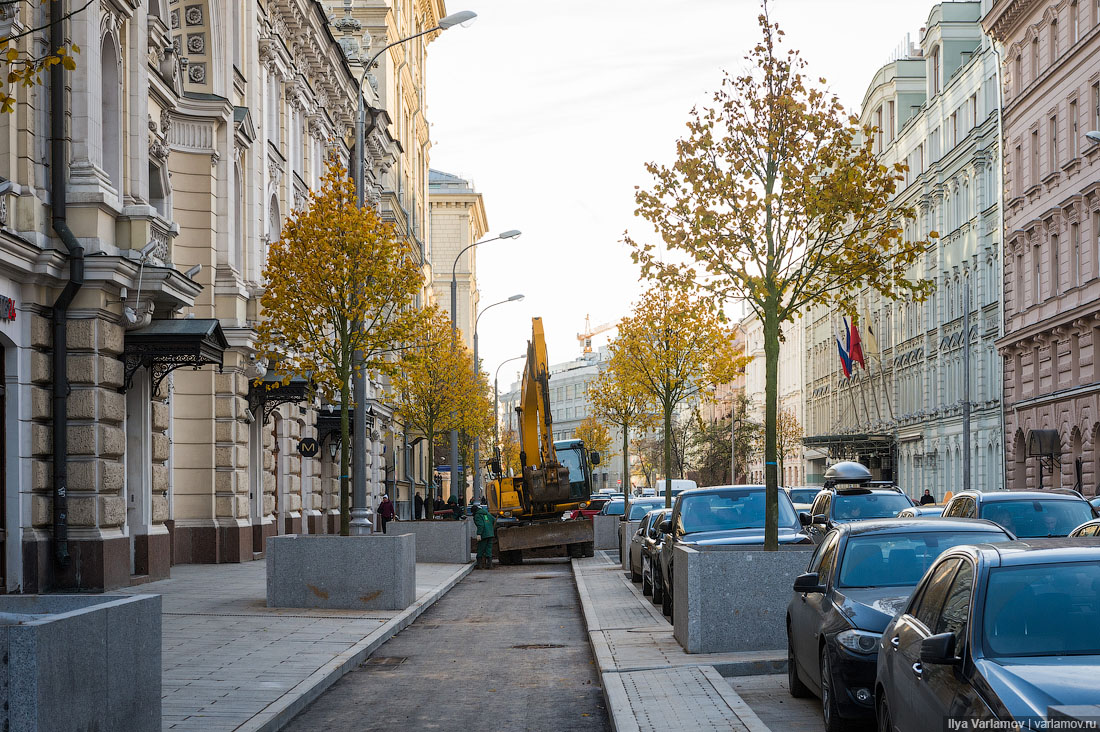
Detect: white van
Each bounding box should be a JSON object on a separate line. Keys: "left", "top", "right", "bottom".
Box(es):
{"left": 653, "top": 479, "right": 697, "bottom": 497}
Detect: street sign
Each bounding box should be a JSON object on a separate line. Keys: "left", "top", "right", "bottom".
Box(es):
{"left": 297, "top": 437, "right": 319, "bottom": 458}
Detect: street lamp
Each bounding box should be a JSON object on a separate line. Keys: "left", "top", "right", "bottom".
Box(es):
{"left": 1087, "top": 130, "right": 1100, "bottom": 145}
{"left": 494, "top": 353, "right": 526, "bottom": 457}
{"left": 448, "top": 229, "right": 521, "bottom": 501}
{"left": 471, "top": 294, "right": 524, "bottom": 499}
{"left": 348, "top": 10, "right": 476, "bottom": 535}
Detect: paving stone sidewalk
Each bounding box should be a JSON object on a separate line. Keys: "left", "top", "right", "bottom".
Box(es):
{"left": 573, "top": 551, "right": 779, "bottom": 732}
{"left": 120, "top": 559, "right": 471, "bottom": 732}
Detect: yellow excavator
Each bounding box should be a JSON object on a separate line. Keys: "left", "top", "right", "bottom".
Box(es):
{"left": 485, "top": 317, "right": 599, "bottom": 563}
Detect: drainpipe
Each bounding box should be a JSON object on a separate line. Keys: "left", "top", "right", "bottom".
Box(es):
{"left": 49, "top": 0, "right": 85, "bottom": 568}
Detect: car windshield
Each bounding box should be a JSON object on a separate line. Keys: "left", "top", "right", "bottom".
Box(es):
{"left": 601, "top": 500, "right": 625, "bottom": 516}
{"left": 678, "top": 490, "right": 796, "bottom": 533}
{"left": 788, "top": 488, "right": 820, "bottom": 505}
{"left": 838, "top": 530, "right": 1008, "bottom": 588}
{"left": 979, "top": 499, "right": 1095, "bottom": 538}
{"left": 628, "top": 501, "right": 664, "bottom": 520}
{"left": 557, "top": 447, "right": 585, "bottom": 484}
{"left": 832, "top": 493, "right": 913, "bottom": 521}
{"left": 983, "top": 562, "right": 1100, "bottom": 657}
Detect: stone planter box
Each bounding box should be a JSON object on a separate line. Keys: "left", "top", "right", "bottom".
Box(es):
{"left": 673, "top": 544, "right": 812, "bottom": 654}
{"left": 0, "top": 594, "right": 161, "bottom": 732}
{"left": 389, "top": 520, "right": 471, "bottom": 563}
{"left": 267, "top": 534, "right": 415, "bottom": 611}
{"left": 593, "top": 514, "right": 620, "bottom": 550}
{"left": 620, "top": 520, "right": 640, "bottom": 569}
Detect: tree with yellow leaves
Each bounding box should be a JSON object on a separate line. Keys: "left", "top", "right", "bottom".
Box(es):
{"left": 1, "top": 0, "right": 90, "bottom": 113}
{"left": 775, "top": 407, "right": 804, "bottom": 485}
{"left": 497, "top": 426, "right": 521, "bottom": 477}
{"left": 590, "top": 348, "right": 655, "bottom": 515}
{"left": 392, "top": 306, "right": 488, "bottom": 510}
{"left": 256, "top": 158, "right": 425, "bottom": 535}
{"left": 628, "top": 3, "right": 934, "bottom": 547}
{"left": 612, "top": 289, "right": 742, "bottom": 508}
{"left": 574, "top": 415, "right": 611, "bottom": 467}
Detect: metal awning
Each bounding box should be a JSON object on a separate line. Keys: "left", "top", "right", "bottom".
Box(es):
{"left": 247, "top": 372, "right": 312, "bottom": 423}
{"left": 802, "top": 433, "right": 896, "bottom": 461}
{"left": 123, "top": 318, "right": 228, "bottom": 395}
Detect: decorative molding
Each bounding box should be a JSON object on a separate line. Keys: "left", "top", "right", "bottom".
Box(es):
{"left": 168, "top": 117, "right": 217, "bottom": 153}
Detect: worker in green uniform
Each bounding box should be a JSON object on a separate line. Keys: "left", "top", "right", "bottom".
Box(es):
{"left": 471, "top": 502, "right": 496, "bottom": 570}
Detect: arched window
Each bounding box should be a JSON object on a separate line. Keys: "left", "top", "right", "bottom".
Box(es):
{"left": 148, "top": 161, "right": 170, "bottom": 218}
{"left": 930, "top": 46, "right": 941, "bottom": 96}
{"left": 101, "top": 34, "right": 123, "bottom": 192}
{"left": 232, "top": 162, "right": 244, "bottom": 272}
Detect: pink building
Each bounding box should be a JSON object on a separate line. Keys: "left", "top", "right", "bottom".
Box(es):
{"left": 984, "top": 0, "right": 1100, "bottom": 494}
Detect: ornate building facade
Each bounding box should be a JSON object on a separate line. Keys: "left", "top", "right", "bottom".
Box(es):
{"left": 984, "top": 0, "right": 1100, "bottom": 495}
{"left": 803, "top": 1, "right": 1004, "bottom": 500}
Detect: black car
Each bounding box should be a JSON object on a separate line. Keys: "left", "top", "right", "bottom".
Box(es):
{"left": 786, "top": 519, "right": 1013, "bottom": 731}
{"left": 597, "top": 499, "right": 625, "bottom": 516}
{"left": 623, "top": 497, "right": 667, "bottom": 522}
{"left": 627, "top": 508, "right": 666, "bottom": 583}
{"left": 876, "top": 539, "right": 1100, "bottom": 732}
{"left": 801, "top": 486, "right": 917, "bottom": 543}
{"left": 658, "top": 485, "right": 810, "bottom": 618}
{"left": 1069, "top": 518, "right": 1100, "bottom": 536}
{"left": 640, "top": 508, "right": 672, "bottom": 600}
{"left": 941, "top": 489, "right": 1097, "bottom": 538}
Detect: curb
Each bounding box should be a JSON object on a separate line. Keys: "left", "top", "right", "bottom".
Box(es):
{"left": 238, "top": 562, "right": 474, "bottom": 732}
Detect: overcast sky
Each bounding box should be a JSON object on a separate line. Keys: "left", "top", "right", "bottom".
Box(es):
{"left": 426, "top": 0, "right": 934, "bottom": 389}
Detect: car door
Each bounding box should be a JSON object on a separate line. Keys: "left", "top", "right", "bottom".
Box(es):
{"left": 790, "top": 532, "right": 839, "bottom": 689}
{"left": 885, "top": 557, "right": 960, "bottom": 732}
{"left": 807, "top": 492, "right": 831, "bottom": 544}
{"left": 919, "top": 559, "right": 989, "bottom": 726}
{"left": 631, "top": 514, "right": 650, "bottom": 573}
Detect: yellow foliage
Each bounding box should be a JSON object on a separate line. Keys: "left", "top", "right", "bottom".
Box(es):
{"left": 574, "top": 416, "right": 611, "bottom": 463}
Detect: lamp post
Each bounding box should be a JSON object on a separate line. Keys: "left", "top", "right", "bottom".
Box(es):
{"left": 494, "top": 354, "right": 526, "bottom": 456}
{"left": 448, "top": 229, "right": 521, "bottom": 501}
{"left": 1087, "top": 130, "right": 1100, "bottom": 144}
{"left": 471, "top": 294, "right": 524, "bottom": 500}
{"left": 348, "top": 9, "right": 476, "bottom": 535}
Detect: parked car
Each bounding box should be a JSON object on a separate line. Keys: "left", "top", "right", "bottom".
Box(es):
{"left": 896, "top": 506, "right": 945, "bottom": 518}
{"left": 624, "top": 497, "right": 666, "bottom": 522}
{"left": 876, "top": 539, "right": 1100, "bottom": 732}
{"left": 1089, "top": 496, "right": 1100, "bottom": 511}
{"left": 561, "top": 496, "right": 610, "bottom": 521}
{"left": 628, "top": 508, "right": 665, "bottom": 582}
{"left": 941, "top": 489, "right": 1097, "bottom": 538}
{"left": 786, "top": 486, "right": 823, "bottom": 512}
{"left": 597, "top": 500, "right": 626, "bottom": 516}
{"left": 786, "top": 518, "right": 1013, "bottom": 731}
{"left": 801, "top": 486, "right": 916, "bottom": 543}
{"left": 640, "top": 508, "right": 672, "bottom": 599}
{"left": 1069, "top": 517, "right": 1100, "bottom": 537}
{"left": 657, "top": 485, "right": 810, "bottom": 618}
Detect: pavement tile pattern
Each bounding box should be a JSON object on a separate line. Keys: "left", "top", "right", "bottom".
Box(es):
{"left": 120, "top": 559, "right": 470, "bottom": 731}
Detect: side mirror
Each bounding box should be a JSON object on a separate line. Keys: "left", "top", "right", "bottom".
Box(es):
{"left": 659, "top": 519, "right": 672, "bottom": 534}
{"left": 812, "top": 514, "right": 827, "bottom": 525}
{"left": 792, "top": 572, "right": 826, "bottom": 594}
{"left": 490, "top": 459, "right": 502, "bottom": 475}
{"left": 589, "top": 451, "right": 601, "bottom": 466}
{"left": 798, "top": 512, "right": 812, "bottom": 526}
{"left": 919, "top": 633, "right": 958, "bottom": 665}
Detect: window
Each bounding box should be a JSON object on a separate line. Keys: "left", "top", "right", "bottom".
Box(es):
{"left": 1070, "top": 100, "right": 1080, "bottom": 159}
{"left": 808, "top": 532, "right": 839, "bottom": 583}
{"left": 101, "top": 35, "right": 122, "bottom": 192}
{"left": 1051, "top": 233, "right": 1060, "bottom": 295}
{"left": 950, "top": 111, "right": 958, "bottom": 149}
{"left": 1016, "top": 254, "right": 1024, "bottom": 309}
{"left": 1072, "top": 223, "right": 1081, "bottom": 286}
{"left": 971, "top": 93, "right": 979, "bottom": 128}
{"left": 1015, "top": 144, "right": 1023, "bottom": 196}
{"left": 912, "top": 558, "right": 962, "bottom": 629}
{"left": 1095, "top": 210, "right": 1100, "bottom": 279}
{"left": 1034, "top": 245, "right": 1042, "bottom": 304}
{"left": 888, "top": 101, "right": 895, "bottom": 140}
{"left": 931, "top": 47, "right": 941, "bottom": 96}
{"left": 875, "top": 106, "right": 883, "bottom": 152}
{"left": 1032, "top": 130, "right": 1040, "bottom": 185}
{"left": 1049, "top": 115, "right": 1059, "bottom": 172}
{"left": 1050, "top": 19, "right": 1059, "bottom": 64}
{"left": 935, "top": 560, "right": 974, "bottom": 651}
{"left": 1094, "top": 82, "right": 1100, "bottom": 129}
{"left": 1015, "top": 54, "right": 1024, "bottom": 94}
{"left": 1072, "top": 2, "right": 1080, "bottom": 44}
{"left": 1032, "top": 38, "right": 1040, "bottom": 82}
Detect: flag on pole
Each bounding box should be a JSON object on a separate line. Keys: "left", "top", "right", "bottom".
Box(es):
{"left": 834, "top": 320, "right": 852, "bottom": 378}
{"left": 848, "top": 317, "right": 866, "bottom": 370}
{"left": 860, "top": 307, "right": 880, "bottom": 360}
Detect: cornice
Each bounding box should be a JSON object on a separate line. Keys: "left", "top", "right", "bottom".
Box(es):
{"left": 982, "top": 0, "right": 1041, "bottom": 43}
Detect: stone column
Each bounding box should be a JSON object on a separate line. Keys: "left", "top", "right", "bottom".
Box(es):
{"left": 213, "top": 365, "right": 251, "bottom": 561}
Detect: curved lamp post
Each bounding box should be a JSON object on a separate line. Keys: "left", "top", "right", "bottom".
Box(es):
{"left": 447, "top": 229, "right": 521, "bottom": 500}
{"left": 349, "top": 10, "right": 476, "bottom": 534}
{"left": 471, "top": 294, "right": 524, "bottom": 499}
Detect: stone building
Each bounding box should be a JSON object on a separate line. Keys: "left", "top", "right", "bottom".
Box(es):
{"left": 0, "top": 0, "right": 446, "bottom": 590}
{"left": 803, "top": 1, "right": 1004, "bottom": 500}
{"left": 428, "top": 169, "right": 487, "bottom": 351}
{"left": 984, "top": 0, "right": 1100, "bottom": 494}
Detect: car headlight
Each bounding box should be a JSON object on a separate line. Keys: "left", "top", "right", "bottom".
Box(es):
{"left": 835, "top": 629, "right": 880, "bottom": 654}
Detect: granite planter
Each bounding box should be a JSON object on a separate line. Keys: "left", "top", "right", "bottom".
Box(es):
{"left": 267, "top": 533, "right": 415, "bottom": 610}
{"left": 388, "top": 520, "right": 471, "bottom": 563}
{"left": 593, "top": 514, "right": 620, "bottom": 550}
{"left": 672, "top": 544, "right": 812, "bottom": 654}
{"left": 620, "top": 520, "right": 640, "bottom": 570}
{"left": 0, "top": 594, "right": 161, "bottom": 732}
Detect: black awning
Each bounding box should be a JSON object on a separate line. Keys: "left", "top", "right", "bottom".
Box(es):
{"left": 248, "top": 372, "right": 312, "bottom": 423}
{"left": 123, "top": 318, "right": 228, "bottom": 395}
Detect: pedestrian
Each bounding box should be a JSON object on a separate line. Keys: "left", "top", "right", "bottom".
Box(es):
{"left": 447, "top": 495, "right": 461, "bottom": 520}
{"left": 471, "top": 502, "right": 496, "bottom": 570}
{"left": 378, "top": 495, "right": 395, "bottom": 533}
{"left": 414, "top": 491, "right": 424, "bottom": 520}
{"left": 919, "top": 489, "right": 936, "bottom": 505}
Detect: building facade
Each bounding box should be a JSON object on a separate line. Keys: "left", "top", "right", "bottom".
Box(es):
{"left": 428, "top": 168, "right": 488, "bottom": 350}
{"left": 984, "top": 0, "right": 1100, "bottom": 495}
{"left": 803, "top": 1, "right": 1004, "bottom": 500}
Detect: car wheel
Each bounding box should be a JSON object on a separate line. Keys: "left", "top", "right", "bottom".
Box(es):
{"left": 877, "top": 690, "right": 894, "bottom": 732}
{"left": 821, "top": 646, "right": 844, "bottom": 732}
{"left": 787, "top": 632, "right": 811, "bottom": 699}
{"left": 631, "top": 555, "right": 642, "bottom": 583}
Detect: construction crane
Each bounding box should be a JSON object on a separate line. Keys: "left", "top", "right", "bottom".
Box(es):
{"left": 576, "top": 314, "right": 613, "bottom": 354}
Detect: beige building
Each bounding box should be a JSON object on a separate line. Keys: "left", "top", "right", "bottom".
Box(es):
{"left": 0, "top": 0, "right": 450, "bottom": 590}
{"left": 984, "top": 0, "right": 1100, "bottom": 494}
{"left": 429, "top": 168, "right": 488, "bottom": 350}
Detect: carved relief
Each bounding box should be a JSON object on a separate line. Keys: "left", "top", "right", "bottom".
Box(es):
{"left": 188, "top": 62, "right": 206, "bottom": 83}
{"left": 186, "top": 32, "right": 204, "bottom": 54}
{"left": 184, "top": 5, "right": 202, "bottom": 25}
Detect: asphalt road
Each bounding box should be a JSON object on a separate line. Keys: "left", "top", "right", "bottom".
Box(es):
{"left": 283, "top": 559, "right": 610, "bottom": 732}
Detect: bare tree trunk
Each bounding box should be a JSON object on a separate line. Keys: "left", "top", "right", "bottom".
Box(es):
{"left": 763, "top": 305, "right": 780, "bottom": 551}
{"left": 340, "top": 385, "right": 350, "bottom": 536}
{"left": 663, "top": 401, "right": 673, "bottom": 509}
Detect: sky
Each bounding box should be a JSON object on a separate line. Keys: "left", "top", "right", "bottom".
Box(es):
{"left": 426, "top": 0, "right": 935, "bottom": 389}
